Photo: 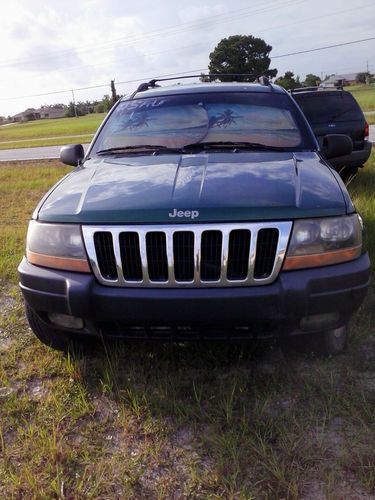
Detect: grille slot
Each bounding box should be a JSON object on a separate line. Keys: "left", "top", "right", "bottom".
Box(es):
{"left": 173, "top": 231, "right": 194, "bottom": 281}
{"left": 146, "top": 232, "right": 168, "bottom": 282}
{"left": 94, "top": 232, "right": 117, "bottom": 280}
{"left": 119, "top": 232, "right": 142, "bottom": 281}
{"left": 227, "top": 230, "right": 251, "bottom": 280}
{"left": 85, "top": 222, "right": 291, "bottom": 288}
{"left": 201, "top": 230, "right": 222, "bottom": 281}
{"left": 254, "top": 228, "right": 279, "bottom": 279}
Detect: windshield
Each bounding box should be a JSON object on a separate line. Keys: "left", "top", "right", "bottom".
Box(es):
{"left": 92, "top": 92, "right": 314, "bottom": 154}
{"left": 294, "top": 92, "right": 362, "bottom": 124}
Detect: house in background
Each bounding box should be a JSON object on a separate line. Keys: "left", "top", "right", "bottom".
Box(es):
{"left": 39, "top": 104, "right": 67, "bottom": 119}
{"left": 12, "top": 104, "right": 67, "bottom": 122}
{"left": 12, "top": 108, "right": 41, "bottom": 122}
{"left": 320, "top": 73, "right": 358, "bottom": 88}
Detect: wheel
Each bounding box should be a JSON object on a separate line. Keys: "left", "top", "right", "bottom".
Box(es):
{"left": 295, "top": 326, "right": 348, "bottom": 357}
{"left": 25, "top": 305, "right": 92, "bottom": 354}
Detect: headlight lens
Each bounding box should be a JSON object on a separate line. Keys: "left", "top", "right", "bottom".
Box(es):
{"left": 26, "top": 221, "right": 90, "bottom": 272}
{"left": 284, "top": 214, "right": 362, "bottom": 270}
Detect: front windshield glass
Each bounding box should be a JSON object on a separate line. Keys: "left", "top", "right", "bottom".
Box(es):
{"left": 92, "top": 92, "right": 311, "bottom": 153}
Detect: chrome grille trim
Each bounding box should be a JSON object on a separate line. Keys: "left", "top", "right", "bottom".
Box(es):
{"left": 82, "top": 222, "right": 292, "bottom": 288}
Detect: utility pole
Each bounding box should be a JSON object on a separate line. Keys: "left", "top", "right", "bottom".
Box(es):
{"left": 71, "top": 89, "right": 78, "bottom": 118}
{"left": 366, "top": 61, "right": 370, "bottom": 85}
{"left": 110, "top": 79, "right": 118, "bottom": 106}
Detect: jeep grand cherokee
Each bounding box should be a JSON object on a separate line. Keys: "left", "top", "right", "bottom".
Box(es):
{"left": 18, "top": 78, "right": 371, "bottom": 355}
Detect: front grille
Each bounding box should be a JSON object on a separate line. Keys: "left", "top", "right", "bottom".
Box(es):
{"left": 83, "top": 222, "right": 292, "bottom": 288}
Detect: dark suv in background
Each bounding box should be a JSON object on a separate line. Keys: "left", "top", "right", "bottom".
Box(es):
{"left": 292, "top": 88, "right": 371, "bottom": 179}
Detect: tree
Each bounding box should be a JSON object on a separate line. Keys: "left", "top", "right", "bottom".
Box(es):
{"left": 356, "top": 72, "right": 372, "bottom": 84}
{"left": 65, "top": 101, "right": 88, "bottom": 117}
{"left": 274, "top": 71, "right": 299, "bottom": 90}
{"left": 208, "top": 35, "right": 277, "bottom": 82}
{"left": 304, "top": 73, "right": 321, "bottom": 87}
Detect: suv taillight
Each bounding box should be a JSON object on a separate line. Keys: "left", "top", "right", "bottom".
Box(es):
{"left": 364, "top": 121, "right": 369, "bottom": 140}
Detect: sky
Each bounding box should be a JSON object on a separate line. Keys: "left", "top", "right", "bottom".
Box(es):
{"left": 0, "top": 0, "right": 374, "bottom": 117}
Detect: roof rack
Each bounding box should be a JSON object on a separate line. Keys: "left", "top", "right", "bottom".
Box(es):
{"left": 134, "top": 73, "right": 271, "bottom": 94}
{"left": 290, "top": 85, "right": 346, "bottom": 94}
{"left": 290, "top": 86, "right": 319, "bottom": 93}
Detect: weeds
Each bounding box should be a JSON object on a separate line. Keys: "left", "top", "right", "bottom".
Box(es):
{"left": 0, "top": 154, "right": 375, "bottom": 496}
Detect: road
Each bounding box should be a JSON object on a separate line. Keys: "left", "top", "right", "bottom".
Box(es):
{"left": 0, "top": 128, "right": 374, "bottom": 161}
{"left": 0, "top": 144, "right": 89, "bottom": 162}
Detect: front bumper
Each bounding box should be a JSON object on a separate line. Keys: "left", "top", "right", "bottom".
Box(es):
{"left": 19, "top": 254, "right": 371, "bottom": 340}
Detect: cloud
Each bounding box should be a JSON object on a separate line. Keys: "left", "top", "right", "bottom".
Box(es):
{"left": 0, "top": 0, "right": 374, "bottom": 116}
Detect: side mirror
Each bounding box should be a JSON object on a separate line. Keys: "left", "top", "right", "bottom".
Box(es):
{"left": 60, "top": 144, "right": 85, "bottom": 166}
{"left": 321, "top": 134, "right": 353, "bottom": 160}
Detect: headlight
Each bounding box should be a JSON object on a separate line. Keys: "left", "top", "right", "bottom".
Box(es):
{"left": 283, "top": 214, "right": 362, "bottom": 270}
{"left": 26, "top": 221, "right": 90, "bottom": 272}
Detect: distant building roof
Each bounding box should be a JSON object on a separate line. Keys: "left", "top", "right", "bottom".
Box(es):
{"left": 323, "top": 73, "right": 358, "bottom": 83}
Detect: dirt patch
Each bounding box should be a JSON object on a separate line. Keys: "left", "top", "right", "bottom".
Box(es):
{"left": 26, "top": 378, "right": 49, "bottom": 401}
{"left": 0, "top": 332, "right": 14, "bottom": 352}
{"left": 0, "top": 294, "right": 16, "bottom": 314}
{"left": 92, "top": 395, "right": 121, "bottom": 423}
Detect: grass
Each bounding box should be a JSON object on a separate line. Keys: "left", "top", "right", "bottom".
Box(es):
{"left": 345, "top": 84, "right": 375, "bottom": 111}
{"left": 365, "top": 113, "right": 375, "bottom": 125}
{"left": 0, "top": 113, "right": 106, "bottom": 150}
{"left": 0, "top": 154, "right": 375, "bottom": 496}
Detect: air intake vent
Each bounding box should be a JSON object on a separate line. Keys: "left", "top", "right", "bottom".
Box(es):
{"left": 93, "top": 232, "right": 117, "bottom": 280}
{"left": 200, "top": 230, "right": 222, "bottom": 281}
{"left": 254, "top": 228, "right": 279, "bottom": 279}
{"left": 119, "top": 232, "right": 142, "bottom": 281}
{"left": 227, "top": 229, "right": 251, "bottom": 280}
{"left": 173, "top": 231, "right": 194, "bottom": 281}
{"left": 146, "top": 232, "right": 168, "bottom": 282}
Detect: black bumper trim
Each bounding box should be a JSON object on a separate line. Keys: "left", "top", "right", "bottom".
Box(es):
{"left": 18, "top": 253, "right": 371, "bottom": 337}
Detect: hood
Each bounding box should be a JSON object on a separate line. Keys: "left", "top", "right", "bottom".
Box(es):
{"left": 37, "top": 152, "right": 348, "bottom": 224}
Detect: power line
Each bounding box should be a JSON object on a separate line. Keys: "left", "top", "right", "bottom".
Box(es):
{"left": 3, "top": 1, "right": 370, "bottom": 82}
{"left": 271, "top": 36, "right": 375, "bottom": 59}
{"left": 0, "top": 68, "right": 207, "bottom": 101}
{"left": 1, "top": 36, "right": 374, "bottom": 103}
{"left": 0, "top": 3, "right": 372, "bottom": 100}
{"left": 0, "top": 0, "right": 304, "bottom": 69}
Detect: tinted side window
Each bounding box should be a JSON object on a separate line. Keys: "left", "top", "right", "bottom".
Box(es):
{"left": 294, "top": 93, "right": 362, "bottom": 124}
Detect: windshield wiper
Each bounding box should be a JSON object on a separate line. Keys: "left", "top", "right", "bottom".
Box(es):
{"left": 96, "top": 145, "right": 175, "bottom": 155}
{"left": 182, "top": 141, "right": 288, "bottom": 151}
{"left": 96, "top": 141, "right": 289, "bottom": 156}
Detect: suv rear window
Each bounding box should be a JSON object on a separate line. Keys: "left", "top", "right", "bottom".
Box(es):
{"left": 293, "top": 92, "right": 362, "bottom": 124}
{"left": 93, "top": 92, "right": 315, "bottom": 153}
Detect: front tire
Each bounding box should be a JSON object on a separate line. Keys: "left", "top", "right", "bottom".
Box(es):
{"left": 297, "top": 326, "right": 348, "bottom": 357}
{"left": 25, "top": 305, "right": 91, "bottom": 353}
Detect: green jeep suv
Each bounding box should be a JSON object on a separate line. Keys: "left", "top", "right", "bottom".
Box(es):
{"left": 19, "top": 78, "right": 371, "bottom": 355}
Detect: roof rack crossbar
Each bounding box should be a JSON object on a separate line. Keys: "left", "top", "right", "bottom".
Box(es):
{"left": 134, "top": 73, "right": 272, "bottom": 94}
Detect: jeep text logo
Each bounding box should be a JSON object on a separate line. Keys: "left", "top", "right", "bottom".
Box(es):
{"left": 169, "top": 208, "right": 199, "bottom": 219}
